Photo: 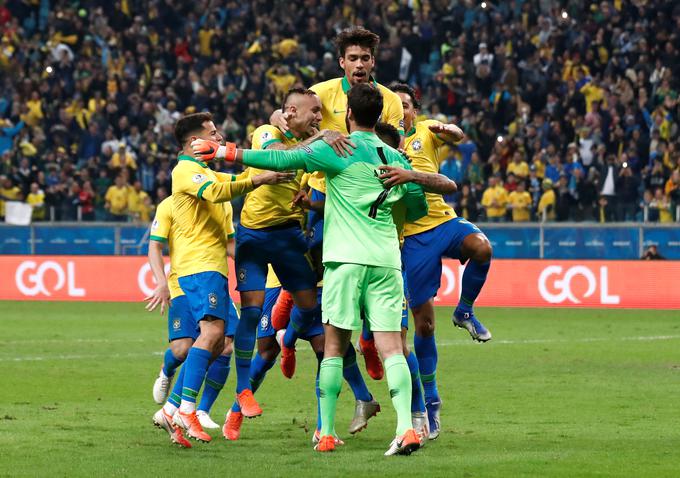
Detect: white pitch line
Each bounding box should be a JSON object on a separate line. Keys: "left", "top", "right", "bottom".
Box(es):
{"left": 0, "top": 337, "right": 152, "bottom": 345}
{"left": 0, "top": 351, "right": 163, "bottom": 362}
{"left": 438, "top": 334, "right": 680, "bottom": 347}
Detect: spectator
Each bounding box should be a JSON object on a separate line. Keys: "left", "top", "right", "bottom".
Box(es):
{"left": 537, "top": 178, "right": 556, "bottom": 221}
{"left": 104, "top": 174, "right": 131, "bottom": 222}
{"left": 26, "top": 182, "right": 45, "bottom": 221}
{"left": 454, "top": 183, "right": 480, "bottom": 222}
{"left": 616, "top": 165, "right": 641, "bottom": 221}
{"left": 507, "top": 152, "right": 529, "bottom": 180}
{"left": 641, "top": 245, "right": 665, "bottom": 260}
{"left": 507, "top": 181, "right": 532, "bottom": 222}
{"left": 128, "top": 180, "right": 151, "bottom": 223}
{"left": 555, "top": 175, "right": 576, "bottom": 222}
{"left": 481, "top": 175, "right": 508, "bottom": 222}
{"left": 0, "top": 176, "right": 21, "bottom": 219}
{"left": 649, "top": 188, "right": 673, "bottom": 223}
{"left": 79, "top": 181, "right": 96, "bottom": 221}
{"left": 640, "top": 189, "right": 658, "bottom": 222}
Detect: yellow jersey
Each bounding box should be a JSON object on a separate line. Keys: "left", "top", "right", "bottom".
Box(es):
{"left": 105, "top": 185, "right": 131, "bottom": 215}
{"left": 538, "top": 189, "right": 556, "bottom": 221}
{"left": 0, "top": 186, "right": 22, "bottom": 217}
{"left": 150, "top": 197, "right": 236, "bottom": 299}
{"left": 241, "top": 125, "right": 305, "bottom": 229}
{"left": 508, "top": 190, "right": 532, "bottom": 222}
{"left": 265, "top": 265, "right": 282, "bottom": 289}
{"left": 507, "top": 160, "right": 529, "bottom": 178}
{"left": 481, "top": 185, "right": 509, "bottom": 218}
{"left": 402, "top": 120, "right": 457, "bottom": 237}
{"left": 311, "top": 76, "right": 404, "bottom": 134}
{"left": 310, "top": 76, "right": 404, "bottom": 192}
{"left": 171, "top": 155, "right": 254, "bottom": 278}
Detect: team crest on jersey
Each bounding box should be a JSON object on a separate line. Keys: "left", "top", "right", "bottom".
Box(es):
{"left": 411, "top": 139, "right": 423, "bottom": 151}
{"left": 238, "top": 268, "right": 246, "bottom": 282}
{"left": 208, "top": 293, "right": 218, "bottom": 308}
{"left": 260, "top": 315, "right": 269, "bottom": 330}
{"left": 192, "top": 173, "right": 207, "bottom": 184}
{"left": 151, "top": 219, "right": 158, "bottom": 231}
{"left": 260, "top": 131, "right": 272, "bottom": 142}
{"left": 173, "top": 319, "right": 181, "bottom": 330}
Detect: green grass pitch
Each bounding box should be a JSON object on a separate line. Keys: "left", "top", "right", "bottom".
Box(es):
{"left": 1, "top": 301, "right": 679, "bottom": 477}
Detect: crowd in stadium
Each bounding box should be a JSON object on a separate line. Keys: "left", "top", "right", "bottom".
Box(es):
{"left": 1, "top": 0, "right": 679, "bottom": 223}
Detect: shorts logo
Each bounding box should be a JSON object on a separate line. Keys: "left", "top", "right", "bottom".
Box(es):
{"left": 411, "top": 139, "right": 423, "bottom": 151}
{"left": 260, "top": 315, "right": 269, "bottom": 330}
{"left": 309, "top": 228, "right": 315, "bottom": 239}
{"left": 237, "top": 268, "right": 246, "bottom": 282}
{"left": 172, "top": 319, "right": 181, "bottom": 330}
{"left": 192, "top": 174, "right": 207, "bottom": 184}
{"left": 260, "top": 131, "right": 272, "bottom": 142}
{"left": 208, "top": 292, "right": 218, "bottom": 308}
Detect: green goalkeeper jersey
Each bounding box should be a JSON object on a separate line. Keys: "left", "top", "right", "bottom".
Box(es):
{"left": 242, "top": 130, "right": 428, "bottom": 270}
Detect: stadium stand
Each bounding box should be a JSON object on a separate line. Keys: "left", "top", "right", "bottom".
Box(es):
{"left": 0, "top": 0, "right": 679, "bottom": 222}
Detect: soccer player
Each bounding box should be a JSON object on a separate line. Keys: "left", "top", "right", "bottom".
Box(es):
{"left": 390, "top": 83, "right": 494, "bottom": 440}
{"left": 147, "top": 197, "right": 240, "bottom": 431}
{"left": 271, "top": 27, "right": 404, "bottom": 381}
{"left": 195, "top": 84, "right": 428, "bottom": 456}
{"left": 147, "top": 112, "right": 289, "bottom": 444}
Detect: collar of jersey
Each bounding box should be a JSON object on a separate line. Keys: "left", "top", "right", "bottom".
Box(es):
{"left": 283, "top": 130, "right": 296, "bottom": 140}
{"left": 178, "top": 154, "right": 207, "bottom": 168}
{"left": 341, "top": 75, "right": 378, "bottom": 94}
{"left": 405, "top": 126, "right": 416, "bottom": 137}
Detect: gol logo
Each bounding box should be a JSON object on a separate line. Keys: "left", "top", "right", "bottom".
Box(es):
{"left": 15, "top": 260, "right": 85, "bottom": 297}
{"left": 138, "top": 262, "right": 172, "bottom": 297}
{"left": 538, "top": 265, "right": 620, "bottom": 305}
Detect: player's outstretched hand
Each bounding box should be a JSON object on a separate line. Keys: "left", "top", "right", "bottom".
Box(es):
{"left": 321, "top": 129, "right": 356, "bottom": 157}
{"left": 253, "top": 171, "right": 296, "bottom": 186}
{"left": 191, "top": 138, "right": 221, "bottom": 161}
{"left": 145, "top": 283, "right": 170, "bottom": 314}
{"left": 378, "top": 165, "right": 414, "bottom": 188}
{"left": 271, "top": 109, "right": 292, "bottom": 133}
{"left": 428, "top": 123, "right": 464, "bottom": 142}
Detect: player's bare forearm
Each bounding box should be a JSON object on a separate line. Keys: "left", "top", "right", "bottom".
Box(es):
{"left": 226, "top": 238, "right": 235, "bottom": 258}
{"left": 412, "top": 171, "right": 458, "bottom": 194}
{"left": 429, "top": 123, "right": 465, "bottom": 143}
{"left": 146, "top": 241, "right": 170, "bottom": 313}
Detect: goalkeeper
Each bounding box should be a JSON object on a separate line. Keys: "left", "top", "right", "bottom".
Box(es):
{"left": 193, "top": 83, "right": 428, "bottom": 456}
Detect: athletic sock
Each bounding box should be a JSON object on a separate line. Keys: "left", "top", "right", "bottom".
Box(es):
{"left": 164, "top": 364, "right": 185, "bottom": 415}
{"left": 361, "top": 320, "right": 373, "bottom": 342}
{"left": 384, "top": 354, "right": 413, "bottom": 435}
{"left": 319, "top": 356, "right": 343, "bottom": 436}
{"left": 197, "top": 354, "right": 231, "bottom": 413}
{"left": 457, "top": 260, "right": 490, "bottom": 314}
{"left": 342, "top": 344, "right": 372, "bottom": 402}
{"left": 283, "top": 305, "right": 318, "bottom": 348}
{"left": 231, "top": 352, "right": 275, "bottom": 413}
{"left": 162, "top": 348, "right": 183, "bottom": 377}
{"left": 179, "top": 347, "right": 212, "bottom": 413}
{"left": 413, "top": 333, "right": 439, "bottom": 403}
{"left": 234, "top": 306, "right": 262, "bottom": 393}
{"left": 406, "top": 351, "right": 426, "bottom": 413}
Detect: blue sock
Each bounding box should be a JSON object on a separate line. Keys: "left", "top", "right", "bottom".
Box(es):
{"left": 315, "top": 351, "right": 323, "bottom": 431}
{"left": 167, "top": 365, "right": 185, "bottom": 408}
{"left": 406, "top": 351, "right": 426, "bottom": 413}
{"left": 180, "top": 347, "right": 212, "bottom": 405}
{"left": 197, "top": 354, "right": 231, "bottom": 413}
{"left": 283, "top": 305, "right": 318, "bottom": 348}
{"left": 234, "top": 306, "right": 262, "bottom": 393}
{"left": 343, "top": 344, "right": 372, "bottom": 402}
{"left": 457, "top": 260, "right": 490, "bottom": 314}
{"left": 361, "top": 319, "right": 373, "bottom": 341}
{"left": 231, "top": 352, "right": 275, "bottom": 412}
{"left": 162, "top": 348, "right": 184, "bottom": 377}
{"left": 413, "top": 333, "right": 439, "bottom": 403}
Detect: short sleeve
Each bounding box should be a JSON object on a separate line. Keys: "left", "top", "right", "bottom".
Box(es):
{"left": 150, "top": 199, "right": 172, "bottom": 243}
{"left": 223, "top": 202, "right": 236, "bottom": 238}
{"left": 171, "top": 161, "right": 213, "bottom": 200}
{"left": 252, "top": 125, "right": 284, "bottom": 150}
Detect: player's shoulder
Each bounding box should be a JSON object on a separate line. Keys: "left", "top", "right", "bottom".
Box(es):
{"left": 310, "top": 78, "right": 342, "bottom": 96}
{"left": 252, "top": 124, "right": 284, "bottom": 149}
{"left": 157, "top": 196, "right": 173, "bottom": 214}
{"left": 376, "top": 83, "right": 401, "bottom": 103}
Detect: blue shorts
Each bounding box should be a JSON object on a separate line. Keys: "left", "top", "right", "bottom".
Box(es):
{"left": 178, "top": 271, "right": 230, "bottom": 323}
{"left": 307, "top": 189, "right": 325, "bottom": 250}
{"left": 401, "top": 269, "right": 409, "bottom": 329}
{"left": 401, "top": 217, "right": 483, "bottom": 308}
{"left": 168, "top": 293, "right": 238, "bottom": 341}
{"left": 258, "top": 287, "right": 324, "bottom": 340}
{"left": 236, "top": 224, "right": 316, "bottom": 293}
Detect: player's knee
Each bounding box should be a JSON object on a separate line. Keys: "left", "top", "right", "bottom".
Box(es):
{"left": 257, "top": 337, "right": 279, "bottom": 361}
{"left": 468, "top": 234, "right": 493, "bottom": 263}
{"left": 413, "top": 310, "right": 435, "bottom": 337}
{"left": 222, "top": 338, "right": 234, "bottom": 356}
{"left": 292, "top": 288, "right": 317, "bottom": 309}
{"left": 170, "top": 340, "right": 191, "bottom": 361}
{"left": 401, "top": 329, "right": 410, "bottom": 355}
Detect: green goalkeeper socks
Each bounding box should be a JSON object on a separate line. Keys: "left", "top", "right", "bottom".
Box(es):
{"left": 319, "top": 356, "right": 343, "bottom": 436}
{"left": 385, "top": 354, "right": 413, "bottom": 436}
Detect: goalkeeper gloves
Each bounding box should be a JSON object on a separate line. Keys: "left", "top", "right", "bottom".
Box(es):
{"left": 190, "top": 139, "right": 238, "bottom": 162}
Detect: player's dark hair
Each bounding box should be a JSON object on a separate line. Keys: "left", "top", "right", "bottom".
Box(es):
{"left": 375, "top": 122, "right": 401, "bottom": 149}
{"left": 335, "top": 27, "right": 380, "bottom": 58}
{"left": 282, "top": 87, "right": 317, "bottom": 111}
{"left": 174, "top": 112, "right": 213, "bottom": 146}
{"left": 347, "top": 83, "right": 383, "bottom": 129}
{"left": 389, "top": 82, "right": 421, "bottom": 110}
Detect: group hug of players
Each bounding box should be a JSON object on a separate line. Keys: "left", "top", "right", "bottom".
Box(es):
{"left": 144, "top": 27, "right": 493, "bottom": 456}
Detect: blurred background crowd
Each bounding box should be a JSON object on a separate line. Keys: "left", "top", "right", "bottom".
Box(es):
{"left": 0, "top": 0, "right": 679, "bottom": 223}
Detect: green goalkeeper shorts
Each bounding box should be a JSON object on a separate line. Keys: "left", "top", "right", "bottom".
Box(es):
{"left": 322, "top": 262, "right": 403, "bottom": 332}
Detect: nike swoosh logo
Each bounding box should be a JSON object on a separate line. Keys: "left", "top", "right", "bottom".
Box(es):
{"left": 333, "top": 109, "right": 346, "bottom": 114}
